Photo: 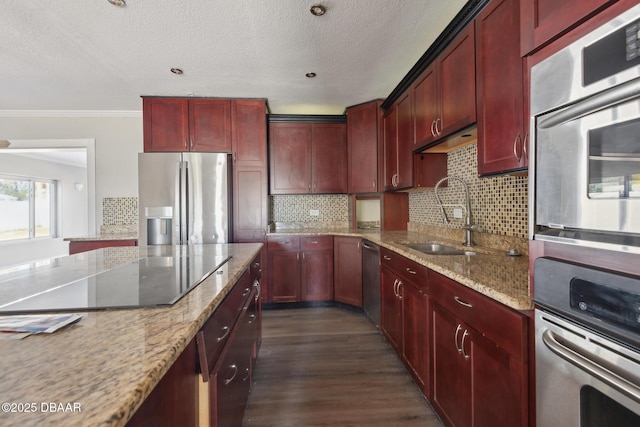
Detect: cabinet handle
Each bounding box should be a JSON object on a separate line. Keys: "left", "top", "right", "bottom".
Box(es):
{"left": 248, "top": 314, "right": 257, "bottom": 324}
{"left": 430, "top": 119, "right": 437, "bottom": 137}
{"left": 393, "top": 279, "right": 398, "bottom": 297}
{"left": 243, "top": 287, "right": 251, "bottom": 296}
{"left": 302, "top": 252, "right": 305, "bottom": 261}
{"left": 383, "top": 255, "right": 392, "bottom": 261}
{"left": 455, "top": 324, "right": 463, "bottom": 353}
{"left": 461, "top": 329, "right": 470, "bottom": 360}
{"left": 217, "top": 326, "right": 230, "bottom": 342}
{"left": 309, "top": 240, "right": 319, "bottom": 244}
{"left": 436, "top": 117, "right": 442, "bottom": 135}
{"left": 406, "top": 267, "right": 417, "bottom": 275}
{"left": 224, "top": 364, "right": 238, "bottom": 385}
{"left": 252, "top": 262, "right": 260, "bottom": 268}
{"left": 373, "top": 179, "right": 376, "bottom": 189}
{"left": 397, "top": 281, "right": 403, "bottom": 300}
{"left": 242, "top": 367, "right": 251, "bottom": 382}
{"left": 254, "top": 280, "right": 261, "bottom": 300}
{"left": 454, "top": 296, "right": 473, "bottom": 308}
{"left": 513, "top": 133, "right": 522, "bottom": 162}
{"left": 523, "top": 133, "right": 528, "bottom": 159}
{"left": 233, "top": 153, "right": 237, "bottom": 163}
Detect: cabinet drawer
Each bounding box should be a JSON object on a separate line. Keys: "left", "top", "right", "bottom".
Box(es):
{"left": 197, "top": 271, "right": 253, "bottom": 380}
{"left": 301, "top": 235, "right": 333, "bottom": 251}
{"left": 429, "top": 271, "right": 527, "bottom": 360}
{"left": 267, "top": 235, "right": 301, "bottom": 251}
{"left": 380, "top": 247, "right": 428, "bottom": 291}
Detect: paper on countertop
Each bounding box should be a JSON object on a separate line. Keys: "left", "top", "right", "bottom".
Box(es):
{"left": 0, "top": 313, "right": 83, "bottom": 335}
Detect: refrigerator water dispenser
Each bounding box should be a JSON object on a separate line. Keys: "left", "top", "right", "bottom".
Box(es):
{"left": 146, "top": 207, "right": 172, "bottom": 245}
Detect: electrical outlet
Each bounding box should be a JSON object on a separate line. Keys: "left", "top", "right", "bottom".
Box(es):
{"left": 310, "top": 209, "right": 320, "bottom": 217}
{"left": 453, "top": 207, "right": 463, "bottom": 219}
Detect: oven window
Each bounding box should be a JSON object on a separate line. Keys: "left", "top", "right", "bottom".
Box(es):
{"left": 588, "top": 118, "right": 640, "bottom": 199}
{"left": 581, "top": 385, "right": 640, "bottom": 426}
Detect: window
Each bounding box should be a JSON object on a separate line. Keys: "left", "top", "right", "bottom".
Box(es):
{"left": 0, "top": 174, "right": 57, "bottom": 242}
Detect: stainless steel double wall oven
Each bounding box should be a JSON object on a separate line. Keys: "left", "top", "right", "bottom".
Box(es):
{"left": 530, "top": 4, "right": 640, "bottom": 426}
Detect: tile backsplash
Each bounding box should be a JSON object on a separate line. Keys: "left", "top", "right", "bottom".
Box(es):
{"left": 101, "top": 197, "right": 138, "bottom": 234}
{"left": 409, "top": 142, "right": 528, "bottom": 238}
{"left": 270, "top": 194, "right": 350, "bottom": 229}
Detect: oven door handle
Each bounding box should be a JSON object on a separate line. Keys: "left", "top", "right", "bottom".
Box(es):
{"left": 538, "top": 77, "right": 640, "bottom": 129}
{"left": 542, "top": 329, "right": 640, "bottom": 405}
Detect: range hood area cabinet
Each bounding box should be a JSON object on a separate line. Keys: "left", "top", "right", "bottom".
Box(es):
{"left": 346, "top": 100, "right": 384, "bottom": 194}
{"left": 269, "top": 121, "right": 347, "bottom": 195}
{"left": 142, "top": 97, "right": 232, "bottom": 153}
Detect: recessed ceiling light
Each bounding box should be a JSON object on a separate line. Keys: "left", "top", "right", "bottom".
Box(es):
{"left": 107, "top": 0, "right": 126, "bottom": 6}
{"left": 310, "top": 5, "right": 326, "bottom": 16}
{"left": 305, "top": 72, "right": 317, "bottom": 78}
{"left": 170, "top": 68, "right": 184, "bottom": 75}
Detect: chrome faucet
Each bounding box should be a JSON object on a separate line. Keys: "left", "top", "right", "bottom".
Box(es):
{"left": 434, "top": 176, "right": 477, "bottom": 247}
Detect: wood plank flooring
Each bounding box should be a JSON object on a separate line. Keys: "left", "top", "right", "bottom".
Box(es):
{"left": 242, "top": 306, "right": 442, "bottom": 427}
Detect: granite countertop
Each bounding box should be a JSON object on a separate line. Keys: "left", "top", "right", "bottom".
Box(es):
{"left": 0, "top": 243, "right": 262, "bottom": 427}
{"left": 268, "top": 228, "right": 532, "bottom": 311}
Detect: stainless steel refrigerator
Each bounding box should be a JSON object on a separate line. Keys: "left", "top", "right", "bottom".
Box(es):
{"left": 138, "top": 152, "right": 231, "bottom": 245}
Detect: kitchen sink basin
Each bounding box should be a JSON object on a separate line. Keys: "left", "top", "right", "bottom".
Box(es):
{"left": 404, "top": 243, "right": 478, "bottom": 256}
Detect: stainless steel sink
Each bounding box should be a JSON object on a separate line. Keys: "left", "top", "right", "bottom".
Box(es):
{"left": 405, "top": 243, "right": 477, "bottom": 256}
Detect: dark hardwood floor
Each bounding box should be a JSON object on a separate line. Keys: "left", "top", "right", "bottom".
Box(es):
{"left": 242, "top": 306, "right": 442, "bottom": 427}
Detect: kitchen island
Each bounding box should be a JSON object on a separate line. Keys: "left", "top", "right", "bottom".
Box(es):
{"left": 0, "top": 243, "right": 262, "bottom": 427}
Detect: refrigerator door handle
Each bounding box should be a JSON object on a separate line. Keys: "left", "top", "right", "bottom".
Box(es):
{"left": 178, "top": 160, "right": 188, "bottom": 244}
{"left": 183, "top": 160, "right": 190, "bottom": 244}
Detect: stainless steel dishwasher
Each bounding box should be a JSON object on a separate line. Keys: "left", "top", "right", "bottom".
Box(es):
{"left": 362, "top": 240, "right": 380, "bottom": 327}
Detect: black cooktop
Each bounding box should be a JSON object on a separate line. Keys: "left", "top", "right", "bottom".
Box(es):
{"left": 0, "top": 245, "right": 230, "bottom": 313}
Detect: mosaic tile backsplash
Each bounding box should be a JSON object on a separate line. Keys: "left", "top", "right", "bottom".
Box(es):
{"left": 409, "top": 143, "right": 528, "bottom": 238}
{"left": 101, "top": 197, "right": 138, "bottom": 234}
{"left": 270, "top": 194, "right": 350, "bottom": 228}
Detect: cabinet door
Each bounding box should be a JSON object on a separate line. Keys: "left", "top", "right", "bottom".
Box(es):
{"left": 301, "top": 249, "right": 334, "bottom": 301}
{"left": 380, "top": 267, "right": 402, "bottom": 352}
{"left": 269, "top": 123, "right": 312, "bottom": 194}
{"left": 347, "top": 101, "right": 381, "bottom": 193}
{"left": 520, "top": 0, "right": 614, "bottom": 55}
{"left": 438, "top": 23, "right": 476, "bottom": 139}
{"left": 189, "top": 99, "right": 232, "bottom": 152}
{"left": 311, "top": 123, "right": 347, "bottom": 193}
{"left": 395, "top": 92, "right": 413, "bottom": 190}
{"left": 402, "top": 283, "right": 429, "bottom": 390}
{"left": 383, "top": 105, "right": 398, "bottom": 191}
{"left": 143, "top": 98, "right": 189, "bottom": 152}
{"left": 470, "top": 327, "right": 528, "bottom": 427}
{"left": 267, "top": 250, "right": 300, "bottom": 303}
{"left": 413, "top": 64, "right": 439, "bottom": 148}
{"left": 333, "top": 237, "right": 363, "bottom": 307}
{"left": 476, "top": 0, "right": 527, "bottom": 175}
{"left": 431, "top": 304, "right": 471, "bottom": 427}
{"left": 231, "top": 99, "right": 267, "bottom": 167}
{"left": 233, "top": 166, "right": 268, "bottom": 241}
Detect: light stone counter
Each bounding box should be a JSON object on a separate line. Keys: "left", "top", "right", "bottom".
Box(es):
{"left": 0, "top": 243, "right": 262, "bottom": 427}
{"left": 268, "top": 228, "right": 532, "bottom": 311}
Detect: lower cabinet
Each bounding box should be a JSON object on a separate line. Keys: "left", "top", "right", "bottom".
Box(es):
{"left": 333, "top": 236, "right": 363, "bottom": 307}
{"left": 429, "top": 271, "right": 528, "bottom": 427}
{"left": 380, "top": 248, "right": 429, "bottom": 393}
{"left": 267, "top": 235, "right": 334, "bottom": 303}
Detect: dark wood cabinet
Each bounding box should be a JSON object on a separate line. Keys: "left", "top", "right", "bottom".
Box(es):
{"left": 68, "top": 239, "right": 137, "bottom": 255}
{"left": 383, "top": 92, "right": 413, "bottom": 191}
{"left": 267, "top": 235, "right": 334, "bottom": 303}
{"left": 412, "top": 23, "right": 476, "bottom": 150}
{"left": 413, "top": 153, "right": 447, "bottom": 188}
{"left": 269, "top": 122, "right": 347, "bottom": 194}
{"left": 231, "top": 100, "right": 268, "bottom": 245}
{"left": 142, "top": 97, "right": 231, "bottom": 153}
{"left": 346, "top": 101, "right": 383, "bottom": 194}
{"left": 380, "top": 248, "right": 430, "bottom": 393}
{"left": 300, "top": 236, "right": 334, "bottom": 301}
{"left": 520, "top": 0, "right": 614, "bottom": 55}
{"left": 333, "top": 236, "right": 363, "bottom": 307}
{"left": 476, "top": 0, "right": 528, "bottom": 175}
{"left": 429, "top": 270, "right": 528, "bottom": 427}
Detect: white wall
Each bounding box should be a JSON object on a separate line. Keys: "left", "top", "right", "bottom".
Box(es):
{"left": 0, "top": 113, "right": 143, "bottom": 228}
{"left": 0, "top": 113, "right": 142, "bottom": 266}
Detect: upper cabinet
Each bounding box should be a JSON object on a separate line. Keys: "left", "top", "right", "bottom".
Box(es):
{"left": 346, "top": 101, "right": 383, "bottom": 194}
{"left": 476, "top": 0, "right": 528, "bottom": 175}
{"left": 143, "top": 97, "right": 231, "bottom": 152}
{"left": 413, "top": 23, "right": 477, "bottom": 150}
{"left": 232, "top": 99, "right": 268, "bottom": 167}
{"left": 269, "top": 121, "right": 347, "bottom": 195}
{"left": 383, "top": 93, "right": 413, "bottom": 191}
{"left": 520, "top": 0, "right": 615, "bottom": 56}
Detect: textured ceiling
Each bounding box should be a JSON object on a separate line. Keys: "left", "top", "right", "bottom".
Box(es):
{"left": 2, "top": 0, "right": 467, "bottom": 114}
